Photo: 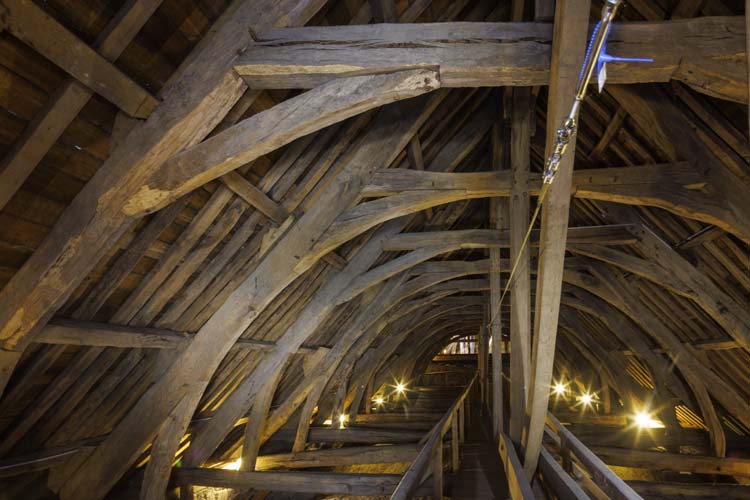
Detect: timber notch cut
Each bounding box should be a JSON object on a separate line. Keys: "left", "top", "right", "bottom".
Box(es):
{"left": 0, "top": 0, "right": 749, "bottom": 499}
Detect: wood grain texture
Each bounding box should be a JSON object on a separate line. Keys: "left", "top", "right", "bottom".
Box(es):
{"left": 235, "top": 18, "right": 747, "bottom": 103}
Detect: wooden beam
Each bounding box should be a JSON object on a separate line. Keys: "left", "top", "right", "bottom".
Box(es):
{"left": 607, "top": 84, "right": 750, "bottom": 243}
{"left": 362, "top": 162, "right": 699, "bottom": 195}
{"left": 71, "top": 201, "right": 187, "bottom": 320}
{"left": 383, "top": 225, "right": 637, "bottom": 251}
{"left": 334, "top": 244, "right": 457, "bottom": 305}
{"left": 591, "top": 446, "right": 750, "bottom": 477}
{"left": 671, "top": 0, "right": 707, "bottom": 19}
{"left": 523, "top": 0, "right": 590, "bottom": 477}
{"left": 0, "top": 0, "right": 329, "bottom": 399}
{"left": 356, "top": 162, "right": 749, "bottom": 242}
{"left": 508, "top": 87, "right": 532, "bottom": 446}
{"left": 169, "top": 95, "right": 445, "bottom": 474}
{"left": 43, "top": 0, "right": 342, "bottom": 496}
{"left": 0, "top": 0, "right": 164, "bottom": 211}
{"left": 566, "top": 264, "right": 742, "bottom": 449}
{"left": 255, "top": 443, "right": 420, "bottom": 469}
{"left": 127, "top": 70, "right": 440, "bottom": 215}
{"left": 627, "top": 481, "right": 750, "bottom": 499}
{"left": 547, "top": 414, "right": 642, "bottom": 500}
{"left": 1, "top": 0, "right": 158, "bottom": 117}
{"left": 589, "top": 107, "right": 627, "bottom": 160}
{"left": 499, "top": 432, "right": 535, "bottom": 500}
{"left": 221, "top": 171, "right": 289, "bottom": 223}
{"left": 174, "top": 469, "right": 429, "bottom": 496}
{"left": 293, "top": 426, "right": 425, "bottom": 444}
{"left": 181, "top": 221, "right": 411, "bottom": 467}
{"left": 561, "top": 423, "right": 711, "bottom": 451}
{"left": 234, "top": 18, "right": 748, "bottom": 103}
{"left": 140, "top": 397, "right": 193, "bottom": 500}
{"left": 570, "top": 228, "right": 750, "bottom": 352}
{"left": 264, "top": 276, "right": 407, "bottom": 457}
{"left": 538, "top": 447, "right": 588, "bottom": 500}
{"left": 489, "top": 110, "right": 506, "bottom": 439}
{"left": 35, "top": 320, "right": 324, "bottom": 353}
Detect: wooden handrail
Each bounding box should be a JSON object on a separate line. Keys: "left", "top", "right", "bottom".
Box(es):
{"left": 498, "top": 432, "right": 535, "bottom": 500}
{"left": 546, "top": 413, "right": 642, "bottom": 500}
{"left": 389, "top": 372, "right": 478, "bottom": 500}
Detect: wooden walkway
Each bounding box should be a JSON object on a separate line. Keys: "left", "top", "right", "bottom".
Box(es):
{"left": 380, "top": 377, "right": 511, "bottom": 499}
{"left": 449, "top": 411, "right": 510, "bottom": 500}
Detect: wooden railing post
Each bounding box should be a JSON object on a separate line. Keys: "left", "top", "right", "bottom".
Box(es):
{"left": 433, "top": 435, "right": 443, "bottom": 500}
{"left": 561, "top": 435, "right": 573, "bottom": 474}
{"left": 389, "top": 373, "right": 476, "bottom": 500}
{"left": 459, "top": 401, "right": 466, "bottom": 443}
{"left": 451, "top": 409, "right": 460, "bottom": 472}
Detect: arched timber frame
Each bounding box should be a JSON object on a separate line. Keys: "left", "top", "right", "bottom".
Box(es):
{"left": 0, "top": 2, "right": 748, "bottom": 499}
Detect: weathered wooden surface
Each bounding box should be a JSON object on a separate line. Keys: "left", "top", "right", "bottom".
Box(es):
{"left": 1, "top": 0, "right": 159, "bottom": 118}
{"left": 0, "top": 2, "right": 749, "bottom": 500}
{"left": 521, "top": 0, "right": 590, "bottom": 478}
{"left": 128, "top": 69, "right": 440, "bottom": 214}
{"left": 234, "top": 18, "right": 748, "bottom": 102}
{"left": 0, "top": 0, "right": 164, "bottom": 211}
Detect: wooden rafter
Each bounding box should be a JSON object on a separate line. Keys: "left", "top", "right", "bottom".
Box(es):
{"left": 0, "top": 0, "right": 164, "bottom": 211}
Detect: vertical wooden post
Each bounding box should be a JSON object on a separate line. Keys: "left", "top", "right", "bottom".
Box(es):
{"left": 179, "top": 481, "right": 193, "bottom": 500}
{"left": 523, "top": 0, "right": 591, "bottom": 478}
{"left": 509, "top": 87, "right": 532, "bottom": 446}
{"left": 561, "top": 439, "right": 573, "bottom": 474}
{"left": 433, "top": 435, "right": 444, "bottom": 500}
{"left": 459, "top": 401, "right": 466, "bottom": 444}
{"left": 478, "top": 323, "right": 488, "bottom": 408}
{"left": 451, "top": 410, "right": 460, "bottom": 472}
{"left": 490, "top": 100, "right": 509, "bottom": 441}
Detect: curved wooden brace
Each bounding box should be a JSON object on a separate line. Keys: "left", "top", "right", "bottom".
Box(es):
{"left": 352, "top": 163, "right": 750, "bottom": 244}
{"left": 367, "top": 265, "right": 742, "bottom": 458}
{"left": 564, "top": 265, "right": 735, "bottom": 457}
{"left": 568, "top": 226, "right": 750, "bottom": 352}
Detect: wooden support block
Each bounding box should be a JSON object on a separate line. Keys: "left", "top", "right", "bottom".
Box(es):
{"left": 221, "top": 171, "right": 288, "bottom": 223}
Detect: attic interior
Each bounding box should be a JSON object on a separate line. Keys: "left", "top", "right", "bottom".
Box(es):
{"left": 0, "top": 0, "right": 749, "bottom": 498}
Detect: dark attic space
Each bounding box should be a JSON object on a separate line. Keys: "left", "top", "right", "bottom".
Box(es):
{"left": 0, "top": 0, "right": 749, "bottom": 499}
